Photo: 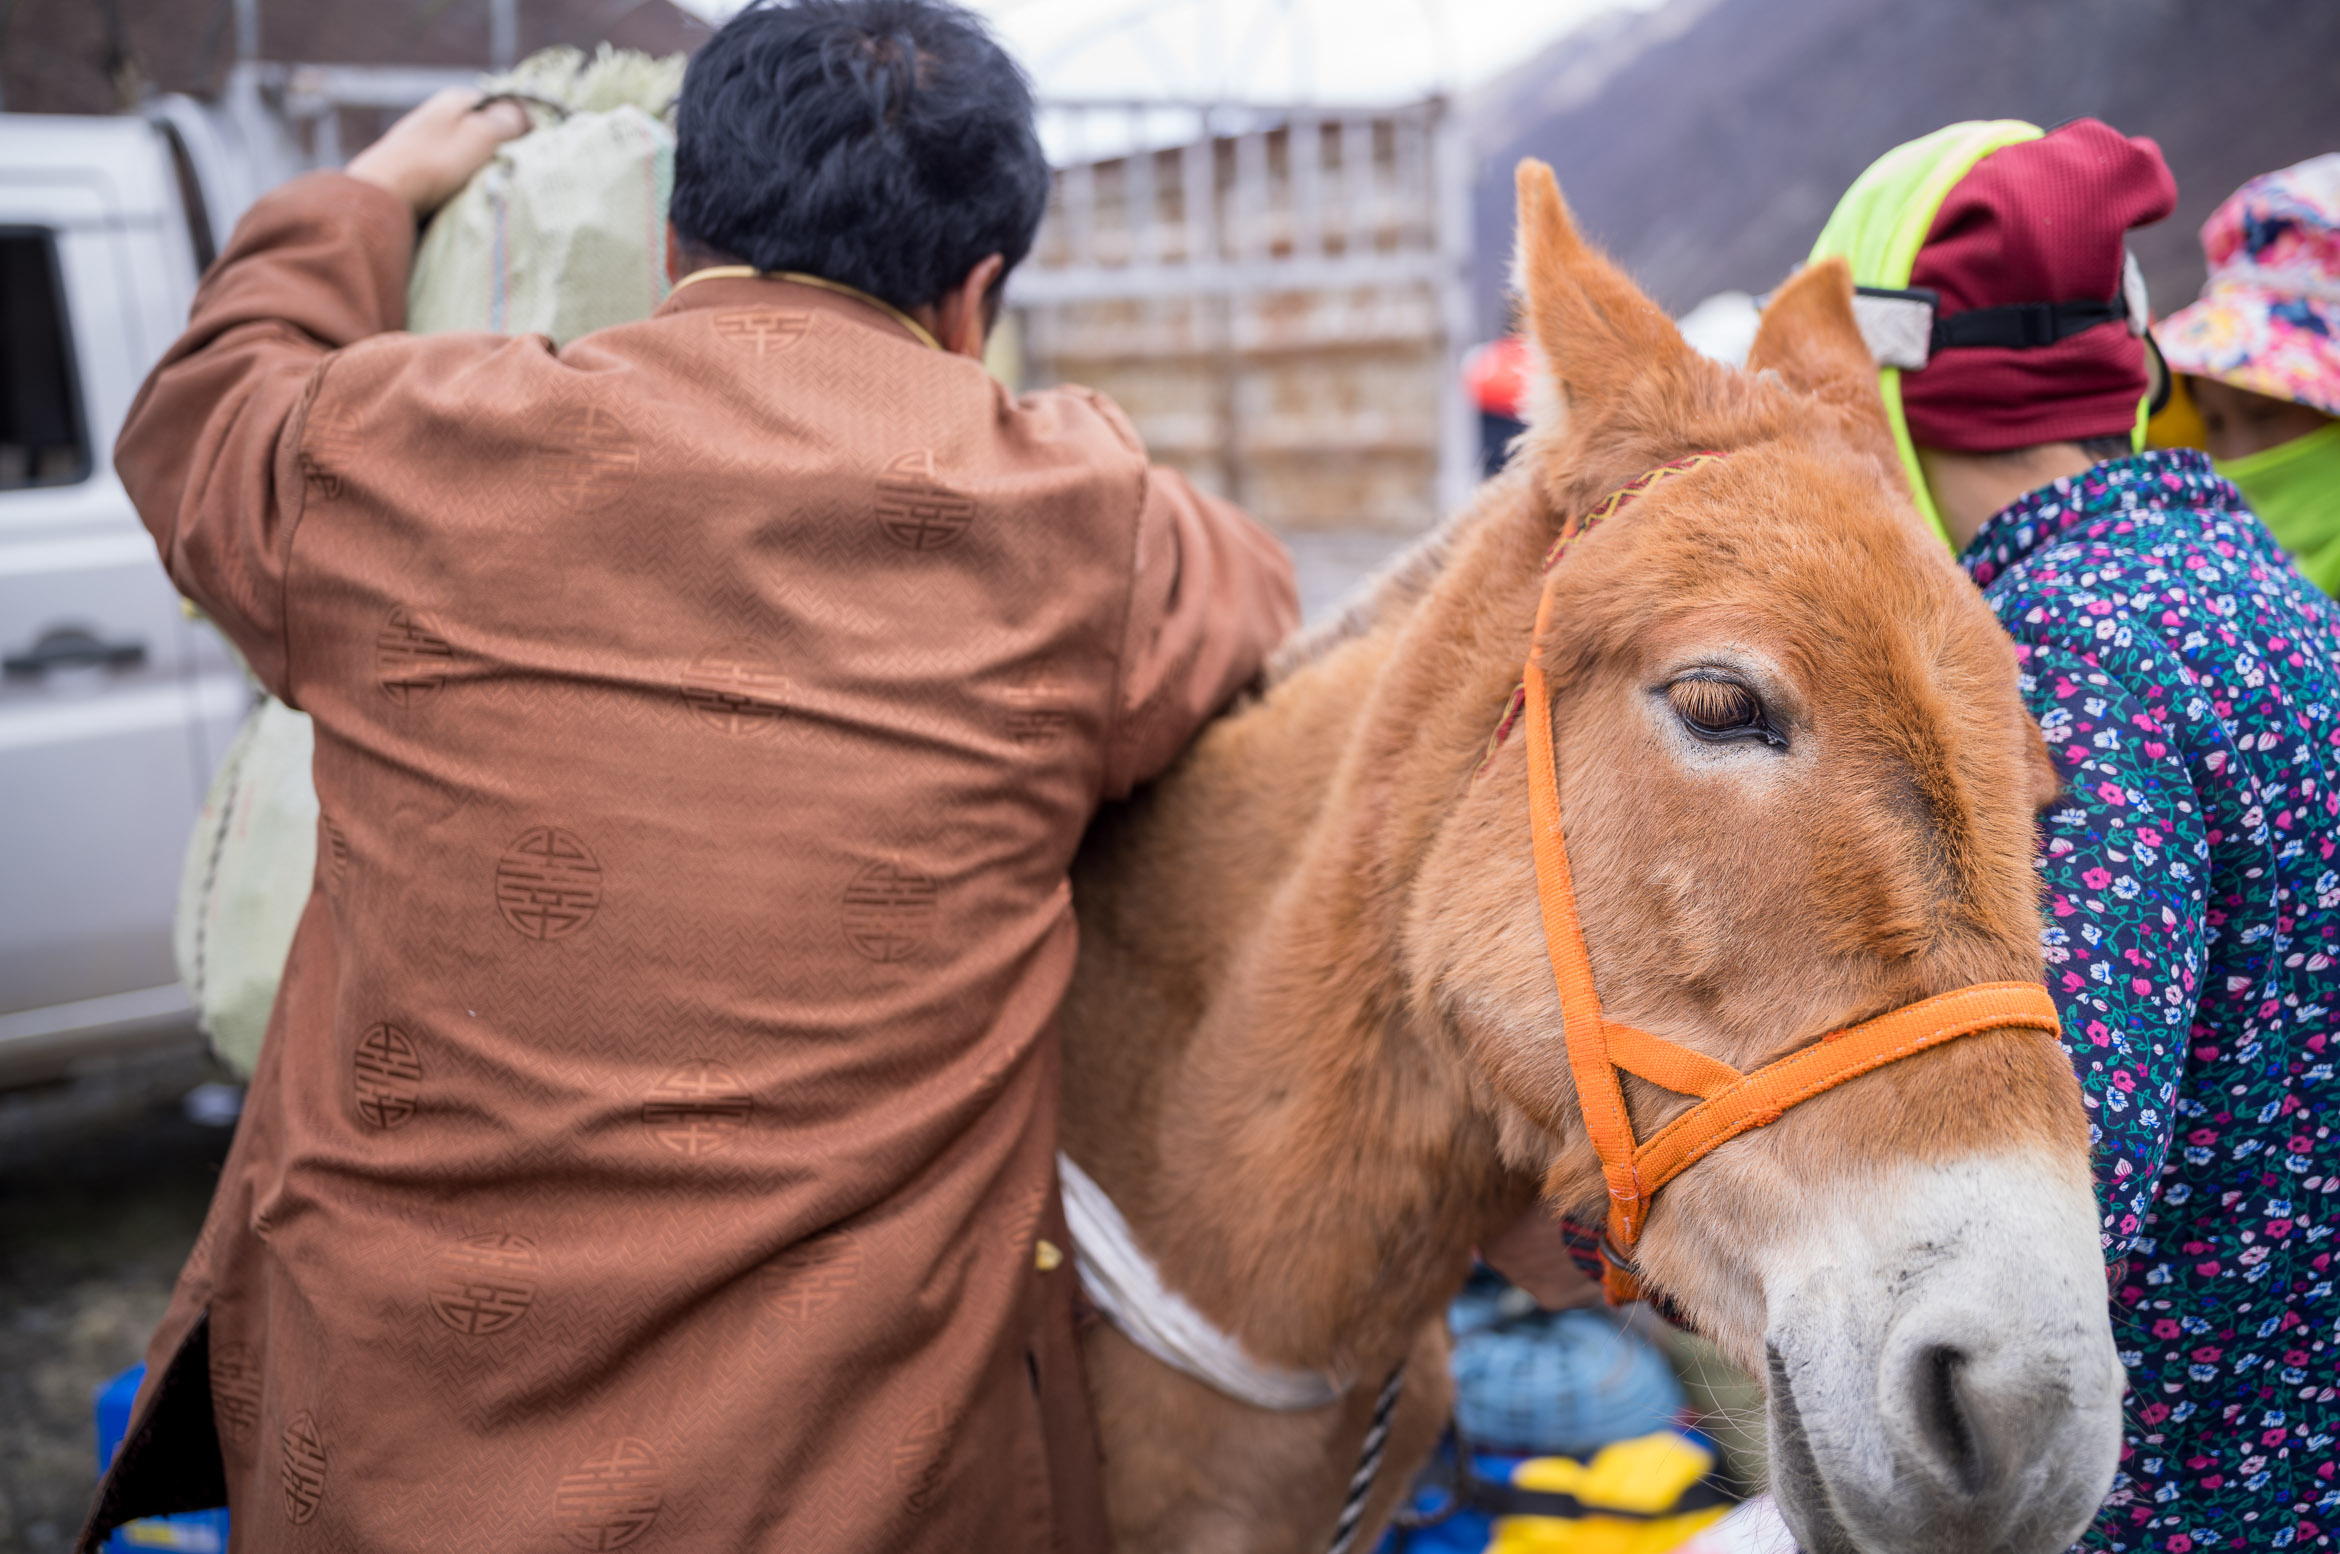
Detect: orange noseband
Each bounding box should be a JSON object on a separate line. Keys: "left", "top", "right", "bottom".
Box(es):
{"left": 1515, "top": 455, "right": 2060, "bottom": 1303}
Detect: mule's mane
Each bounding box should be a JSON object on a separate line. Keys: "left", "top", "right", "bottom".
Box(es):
{"left": 1262, "top": 472, "right": 1528, "bottom": 688}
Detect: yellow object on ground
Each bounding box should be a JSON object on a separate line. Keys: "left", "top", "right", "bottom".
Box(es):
{"left": 1486, "top": 1432, "right": 1730, "bottom": 1554}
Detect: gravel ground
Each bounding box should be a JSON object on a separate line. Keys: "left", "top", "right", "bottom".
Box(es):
{"left": 0, "top": 1092, "right": 233, "bottom": 1553}
{"left": 0, "top": 527, "right": 1420, "bottom": 1553}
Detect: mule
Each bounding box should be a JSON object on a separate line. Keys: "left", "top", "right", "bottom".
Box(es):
{"left": 1057, "top": 161, "right": 2124, "bottom": 1554}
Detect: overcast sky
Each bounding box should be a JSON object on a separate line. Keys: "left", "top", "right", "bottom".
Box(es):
{"left": 670, "top": 0, "right": 1657, "bottom": 106}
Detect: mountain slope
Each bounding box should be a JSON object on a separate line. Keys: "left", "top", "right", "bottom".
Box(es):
{"left": 1468, "top": 0, "right": 2340, "bottom": 331}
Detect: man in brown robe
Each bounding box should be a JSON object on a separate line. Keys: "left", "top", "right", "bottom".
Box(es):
{"left": 82, "top": 5, "right": 1296, "bottom": 1548}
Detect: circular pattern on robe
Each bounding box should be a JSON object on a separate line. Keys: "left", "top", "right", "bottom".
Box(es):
{"left": 640, "top": 1061, "right": 752, "bottom": 1157}
{"left": 377, "top": 608, "right": 454, "bottom": 705}
{"left": 554, "top": 1437, "right": 664, "bottom": 1550}
{"left": 427, "top": 1232, "right": 541, "bottom": 1336}
{"left": 840, "top": 861, "right": 938, "bottom": 963}
{"left": 679, "top": 643, "right": 789, "bottom": 734}
{"left": 537, "top": 404, "right": 639, "bottom": 513}
{"left": 874, "top": 449, "right": 975, "bottom": 551}
{"left": 494, "top": 827, "right": 603, "bottom": 940}
{"left": 352, "top": 1023, "right": 422, "bottom": 1129}
{"left": 280, "top": 1411, "right": 327, "bottom": 1524}
{"left": 211, "top": 1342, "right": 263, "bottom": 1445}
{"left": 757, "top": 1231, "right": 865, "bottom": 1323}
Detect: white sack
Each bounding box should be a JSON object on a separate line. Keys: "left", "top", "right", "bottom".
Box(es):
{"left": 173, "top": 696, "right": 318, "bottom": 1078}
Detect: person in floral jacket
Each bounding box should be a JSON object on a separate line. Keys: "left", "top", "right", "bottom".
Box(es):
{"left": 1812, "top": 119, "right": 2340, "bottom": 1552}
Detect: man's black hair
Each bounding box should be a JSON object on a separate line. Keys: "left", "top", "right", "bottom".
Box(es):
{"left": 670, "top": 0, "right": 1050, "bottom": 316}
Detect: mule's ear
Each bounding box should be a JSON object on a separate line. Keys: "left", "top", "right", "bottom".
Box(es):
{"left": 1512, "top": 159, "right": 1695, "bottom": 433}
{"left": 1746, "top": 258, "right": 1874, "bottom": 391}
{"left": 1745, "top": 258, "right": 1905, "bottom": 489}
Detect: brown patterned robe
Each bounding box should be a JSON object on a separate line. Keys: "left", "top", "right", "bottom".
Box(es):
{"left": 84, "top": 172, "right": 1297, "bottom": 1554}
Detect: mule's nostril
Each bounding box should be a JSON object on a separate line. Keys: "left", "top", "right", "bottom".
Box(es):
{"left": 1915, "top": 1344, "right": 1987, "bottom": 1494}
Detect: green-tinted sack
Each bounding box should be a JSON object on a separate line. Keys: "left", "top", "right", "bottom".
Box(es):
{"left": 407, "top": 44, "right": 685, "bottom": 344}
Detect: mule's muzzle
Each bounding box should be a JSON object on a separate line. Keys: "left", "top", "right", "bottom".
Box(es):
{"left": 1769, "top": 1330, "right": 2120, "bottom": 1554}
{"left": 1765, "top": 1284, "right": 2125, "bottom": 1554}
{"left": 1754, "top": 1157, "right": 2124, "bottom": 1554}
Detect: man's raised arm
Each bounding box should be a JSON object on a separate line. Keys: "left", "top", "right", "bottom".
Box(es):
{"left": 115, "top": 91, "right": 523, "bottom": 696}
{"left": 1104, "top": 464, "right": 1301, "bottom": 797}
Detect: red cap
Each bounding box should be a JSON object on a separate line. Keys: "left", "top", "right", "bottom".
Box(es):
{"left": 1464, "top": 335, "right": 1531, "bottom": 419}
{"left": 1902, "top": 119, "right": 2177, "bottom": 451}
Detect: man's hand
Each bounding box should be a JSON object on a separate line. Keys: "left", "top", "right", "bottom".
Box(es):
{"left": 346, "top": 88, "right": 531, "bottom": 219}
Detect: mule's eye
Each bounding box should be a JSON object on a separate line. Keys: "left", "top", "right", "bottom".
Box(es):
{"left": 1666, "top": 674, "right": 1784, "bottom": 747}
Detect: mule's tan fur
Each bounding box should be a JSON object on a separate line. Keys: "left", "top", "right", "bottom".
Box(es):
{"left": 1059, "top": 162, "right": 2090, "bottom": 1552}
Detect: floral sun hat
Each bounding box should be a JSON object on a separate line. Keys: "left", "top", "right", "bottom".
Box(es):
{"left": 2155, "top": 153, "right": 2340, "bottom": 418}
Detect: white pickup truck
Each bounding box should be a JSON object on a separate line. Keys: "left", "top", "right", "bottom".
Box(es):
{"left": 0, "top": 103, "right": 287, "bottom": 1090}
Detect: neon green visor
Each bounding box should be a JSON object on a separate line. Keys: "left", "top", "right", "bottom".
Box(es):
{"left": 1808, "top": 120, "right": 2046, "bottom": 549}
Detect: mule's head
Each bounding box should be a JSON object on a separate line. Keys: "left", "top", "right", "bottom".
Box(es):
{"left": 1408, "top": 163, "right": 2121, "bottom": 1554}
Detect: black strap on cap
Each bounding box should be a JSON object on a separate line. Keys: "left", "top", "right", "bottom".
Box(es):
{"left": 1932, "top": 297, "right": 2128, "bottom": 352}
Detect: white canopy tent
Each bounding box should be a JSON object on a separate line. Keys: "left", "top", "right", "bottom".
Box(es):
{"left": 677, "top": 0, "right": 1664, "bottom": 159}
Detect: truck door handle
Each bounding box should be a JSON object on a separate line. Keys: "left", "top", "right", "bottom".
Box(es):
{"left": 4, "top": 626, "right": 148, "bottom": 677}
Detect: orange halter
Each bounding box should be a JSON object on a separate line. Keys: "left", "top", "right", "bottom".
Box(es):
{"left": 1511, "top": 454, "right": 2061, "bottom": 1303}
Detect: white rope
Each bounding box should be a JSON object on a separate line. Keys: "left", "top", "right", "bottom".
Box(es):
{"left": 1326, "top": 1365, "right": 1406, "bottom": 1554}
{"left": 1056, "top": 1151, "right": 1343, "bottom": 1412}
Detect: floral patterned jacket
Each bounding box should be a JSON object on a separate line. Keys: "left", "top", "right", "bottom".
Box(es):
{"left": 1963, "top": 449, "right": 2340, "bottom": 1553}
